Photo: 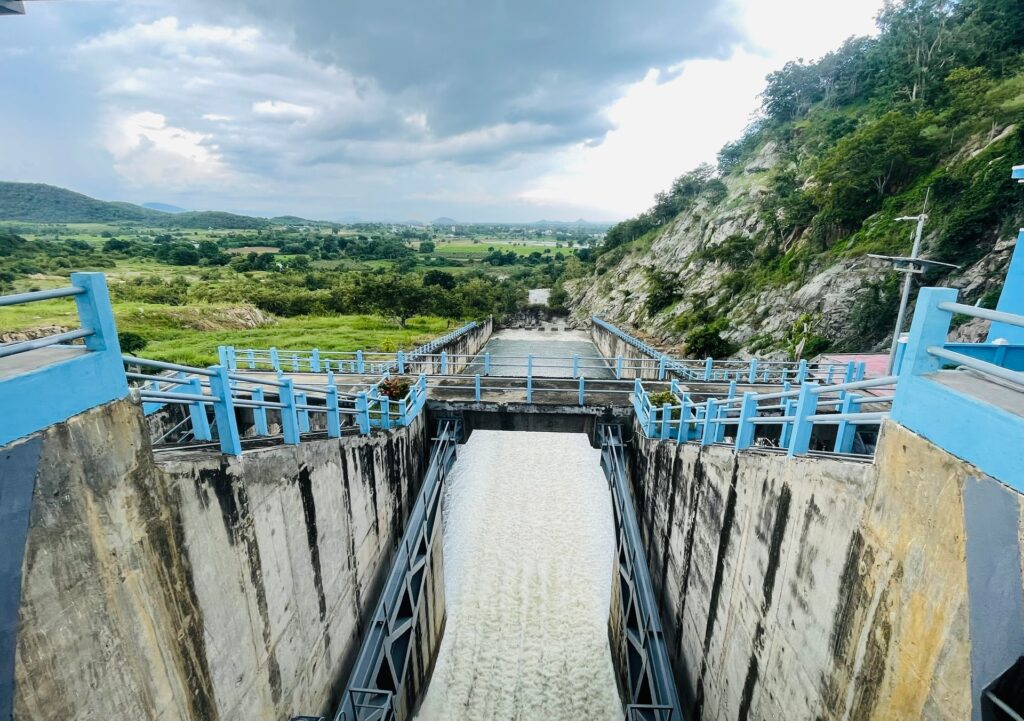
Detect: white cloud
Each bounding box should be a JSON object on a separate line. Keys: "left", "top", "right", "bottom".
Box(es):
{"left": 106, "top": 111, "right": 229, "bottom": 189}
{"left": 252, "top": 100, "right": 317, "bottom": 120}
{"left": 521, "top": 0, "right": 883, "bottom": 217}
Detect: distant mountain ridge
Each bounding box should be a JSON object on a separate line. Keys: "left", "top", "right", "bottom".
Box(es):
{"left": 142, "top": 202, "right": 188, "bottom": 214}
{"left": 0, "top": 182, "right": 270, "bottom": 229}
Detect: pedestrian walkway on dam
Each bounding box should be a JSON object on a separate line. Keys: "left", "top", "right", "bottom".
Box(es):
{"left": 463, "top": 328, "right": 615, "bottom": 379}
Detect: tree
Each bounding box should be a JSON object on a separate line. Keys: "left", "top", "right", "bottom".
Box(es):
{"left": 419, "top": 240, "right": 436, "bottom": 253}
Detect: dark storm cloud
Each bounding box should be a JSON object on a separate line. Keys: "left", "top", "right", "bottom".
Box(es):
{"left": 185, "top": 0, "right": 742, "bottom": 153}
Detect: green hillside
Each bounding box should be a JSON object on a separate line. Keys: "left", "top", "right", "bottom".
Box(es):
{"left": 0, "top": 182, "right": 271, "bottom": 229}
{"left": 585, "top": 0, "right": 1024, "bottom": 355}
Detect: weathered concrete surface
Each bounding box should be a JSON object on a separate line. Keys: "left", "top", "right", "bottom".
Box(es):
{"left": 406, "top": 317, "right": 493, "bottom": 376}
{"left": 630, "top": 420, "right": 1024, "bottom": 721}
{"left": 591, "top": 321, "right": 663, "bottom": 380}
{"left": 10, "top": 397, "right": 428, "bottom": 721}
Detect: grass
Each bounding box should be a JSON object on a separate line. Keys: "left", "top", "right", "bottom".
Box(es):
{"left": 0, "top": 297, "right": 457, "bottom": 366}
{"left": 429, "top": 239, "right": 571, "bottom": 257}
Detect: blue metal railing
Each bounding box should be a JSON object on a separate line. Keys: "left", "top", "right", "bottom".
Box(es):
{"left": 592, "top": 315, "right": 864, "bottom": 384}
{"left": 632, "top": 374, "right": 896, "bottom": 457}
{"left": 892, "top": 287, "right": 1024, "bottom": 491}
{"left": 125, "top": 355, "right": 428, "bottom": 455}
{"left": 333, "top": 420, "right": 458, "bottom": 721}
{"left": 225, "top": 319, "right": 486, "bottom": 374}
{"left": 0, "top": 273, "right": 129, "bottom": 447}
{"left": 600, "top": 424, "right": 683, "bottom": 720}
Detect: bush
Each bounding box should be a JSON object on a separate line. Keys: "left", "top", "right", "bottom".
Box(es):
{"left": 685, "top": 318, "right": 737, "bottom": 358}
{"left": 378, "top": 376, "right": 412, "bottom": 400}
{"left": 117, "top": 331, "right": 148, "bottom": 354}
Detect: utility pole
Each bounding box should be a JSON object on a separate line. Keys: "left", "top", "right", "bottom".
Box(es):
{"left": 868, "top": 189, "right": 958, "bottom": 374}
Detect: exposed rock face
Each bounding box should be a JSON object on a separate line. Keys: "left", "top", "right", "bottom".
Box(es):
{"left": 568, "top": 144, "right": 1016, "bottom": 357}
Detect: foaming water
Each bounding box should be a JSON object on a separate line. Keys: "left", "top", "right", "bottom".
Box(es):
{"left": 415, "top": 431, "right": 621, "bottom": 721}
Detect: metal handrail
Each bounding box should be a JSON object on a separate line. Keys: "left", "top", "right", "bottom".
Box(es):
{"left": 0, "top": 285, "right": 85, "bottom": 307}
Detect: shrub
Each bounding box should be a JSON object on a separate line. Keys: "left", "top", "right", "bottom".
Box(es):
{"left": 378, "top": 376, "right": 412, "bottom": 400}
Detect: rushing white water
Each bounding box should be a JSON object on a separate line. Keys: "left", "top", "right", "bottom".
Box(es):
{"left": 415, "top": 431, "right": 621, "bottom": 721}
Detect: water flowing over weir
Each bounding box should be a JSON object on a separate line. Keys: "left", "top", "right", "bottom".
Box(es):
{"left": 415, "top": 431, "right": 622, "bottom": 721}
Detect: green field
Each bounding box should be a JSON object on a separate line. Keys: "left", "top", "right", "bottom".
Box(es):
{"left": 427, "top": 238, "right": 568, "bottom": 257}
{"left": 0, "top": 297, "right": 454, "bottom": 367}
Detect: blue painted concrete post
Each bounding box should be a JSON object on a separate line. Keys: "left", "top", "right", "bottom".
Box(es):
{"left": 397, "top": 351, "right": 406, "bottom": 374}
{"left": 247, "top": 349, "right": 255, "bottom": 369}
{"left": 184, "top": 374, "right": 212, "bottom": 441}
{"left": 719, "top": 380, "right": 737, "bottom": 442}
{"left": 779, "top": 383, "right": 794, "bottom": 447}
{"left": 227, "top": 347, "right": 237, "bottom": 371}
{"left": 855, "top": 362, "right": 866, "bottom": 381}
{"left": 380, "top": 396, "right": 391, "bottom": 430}
{"left": 357, "top": 350, "right": 365, "bottom": 374}
{"left": 787, "top": 382, "right": 819, "bottom": 457}
{"left": 825, "top": 365, "right": 835, "bottom": 384}
{"left": 251, "top": 386, "right": 269, "bottom": 436}
{"left": 844, "top": 361, "right": 856, "bottom": 384}
{"left": 325, "top": 376, "right": 340, "bottom": 438}
{"left": 526, "top": 354, "right": 533, "bottom": 403}
{"left": 208, "top": 365, "right": 242, "bottom": 456}
{"left": 291, "top": 353, "right": 300, "bottom": 372}
{"left": 646, "top": 398, "right": 658, "bottom": 438}
{"left": 701, "top": 400, "right": 717, "bottom": 446}
{"left": 270, "top": 347, "right": 280, "bottom": 372}
{"left": 484, "top": 352, "right": 491, "bottom": 376}
{"left": 440, "top": 351, "right": 448, "bottom": 375}
{"left": 279, "top": 378, "right": 301, "bottom": 444}
{"left": 311, "top": 349, "right": 321, "bottom": 373}
{"left": 661, "top": 404, "right": 672, "bottom": 439}
{"left": 658, "top": 355, "right": 667, "bottom": 381}
{"left": 417, "top": 374, "right": 427, "bottom": 415}
{"left": 892, "top": 287, "right": 959, "bottom": 419}
{"left": 796, "top": 359, "right": 809, "bottom": 383}
{"left": 748, "top": 358, "right": 758, "bottom": 384}
{"left": 833, "top": 394, "right": 857, "bottom": 453}
{"left": 703, "top": 357, "right": 713, "bottom": 381}
{"left": 579, "top": 376, "right": 585, "bottom": 406}
{"left": 988, "top": 227, "right": 1024, "bottom": 343}
{"left": 218, "top": 345, "right": 229, "bottom": 368}
{"left": 670, "top": 378, "right": 679, "bottom": 398}
{"left": 474, "top": 374, "right": 481, "bottom": 402}
{"left": 573, "top": 353, "right": 580, "bottom": 379}
{"left": 735, "top": 392, "right": 758, "bottom": 450}
{"left": 296, "top": 392, "right": 310, "bottom": 433}
{"left": 677, "top": 393, "right": 689, "bottom": 443}
{"left": 615, "top": 354, "right": 623, "bottom": 380}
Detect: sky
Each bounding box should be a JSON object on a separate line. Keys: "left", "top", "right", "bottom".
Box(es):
{"left": 0, "top": 0, "right": 882, "bottom": 223}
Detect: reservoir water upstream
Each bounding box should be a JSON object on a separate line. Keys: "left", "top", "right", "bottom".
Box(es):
{"left": 414, "top": 431, "right": 621, "bottom": 721}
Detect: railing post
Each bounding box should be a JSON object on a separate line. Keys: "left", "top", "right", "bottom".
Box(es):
{"left": 796, "top": 359, "right": 808, "bottom": 383}
{"left": 183, "top": 373, "right": 212, "bottom": 441}
{"left": 279, "top": 378, "right": 301, "bottom": 444}
{"left": 579, "top": 376, "right": 585, "bottom": 406}
{"left": 251, "top": 386, "right": 269, "bottom": 436}
{"left": 474, "top": 374, "right": 481, "bottom": 402}
{"left": 270, "top": 347, "right": 280, "bottom": 372}
{"left": 218, "top": 345, "right": 229, "bottom": 368}
{"left": 397, "top": 350, "right": 406, "bottom": 374}
{"left": 526, "top": 354, "right": 533, "bottom": 403}
{"left": 209, "top": 365, "right": 242, "bottom": 456}
{"left": 855, "top": 362, "right": 866, "bottom": 381}
{"left": 677, "top": 392, "right": 690, "bottom": 442}
{"left": 296, "top": 392, "right": 310, "bottom": 433}
{"left": 700, "top": 400, "right": 717, "bottom": 445}
{"left": 661, "top": 403, "right": 672, "bottom": 439}
{"left": 484, "top": 351, "right": 491, "bottom": 376}
{"left": 325, "top": 374, "right": 342, "bottom": 436}
{"left": 615, "top": 354, "right": 623, "bottom": 380}
{"left": 418, "top": 374, "right": 427, "bottom": 415}
{"left": 658, "top": 354, "right": 667, "bottom": 381}
{"left": 440, "top": 351, "right": 448, "bottom": 375}
{"left": 356, "top": 350, "right": 365, "bottom": 374}
{"left": 891, "top": 287, "right": 959, "bottom": 420}
{"left": 833, "top": 394, "right": 857, "bottom": 453}
{"left": 646, "top": 398, "right": 658, "bottom": 438}
{"left": 704, "top": 357, "right": 713, "bottom": 381}
{"left": 787, "top": 382, "right": 819, "bottom": 457}
{"left": 735, "top": 392, "right": 758, "bottom": 450}
{"left": 354, "top": 391, "right": 370, "bottom": 434}
{"left": 380, "top": 396, "right": 391, "bottom": 430}
{"left": 748, "top": 358, "right": 758, "bottom": 384}
{"left": 573, "top": 353, "right": 580, "bottom": 379}
{"left": 247, "top": 349, "right": 256, "bottom": 369}
{"left": 311, "top": 348, "right": 321, "bottom": 373}
{"left": 718, "top": 380, "right": 737, "bottom": 442}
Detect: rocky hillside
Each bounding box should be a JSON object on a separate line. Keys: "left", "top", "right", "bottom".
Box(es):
{"left": 567, "top": 0, "right": 1024, "bottom": 359}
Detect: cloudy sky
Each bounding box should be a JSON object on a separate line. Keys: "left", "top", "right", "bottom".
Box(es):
{"left": 0, "top": 0, "right": 882, "bottom": 222}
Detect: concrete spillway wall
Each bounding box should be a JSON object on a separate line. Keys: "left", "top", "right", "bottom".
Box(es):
{"left": 407, "top": 317, "right": 493, "bottom": 376}
{"left": 630, "top": 420, "right": 1024, "bottom": 721}
{"left": 590, "top": 320, "right": 660, "bottom": 379}
{"left": 5, "top": 397, "right": 431, "bottom": 721}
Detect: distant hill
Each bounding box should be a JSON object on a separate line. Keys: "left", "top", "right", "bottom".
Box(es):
{"left": 0, "top": 182, "right": 271, "bottom": 229}
{"left": 142, "top": 202, "right": 188, "bottom": 213}
{"left": 431, "top": 217, "right": 457, "bottom": 225}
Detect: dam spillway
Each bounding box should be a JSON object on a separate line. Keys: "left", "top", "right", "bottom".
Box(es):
{"left": 415, "top": 431, "right": 621, "bottom": 721}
